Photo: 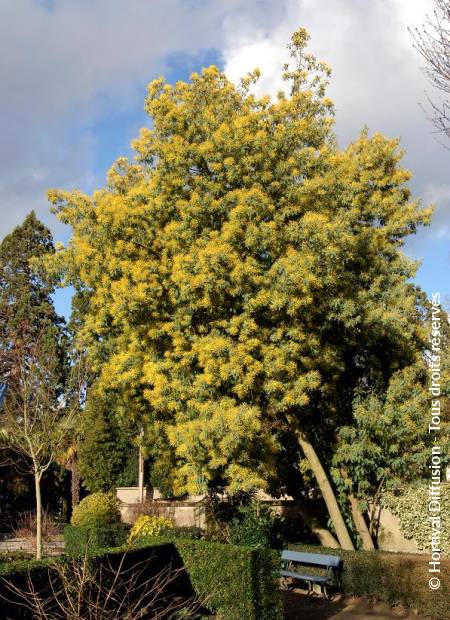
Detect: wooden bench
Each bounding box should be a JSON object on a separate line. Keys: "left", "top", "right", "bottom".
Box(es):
{"left": 280, "top": 550, "right": 342, "bottom": 597}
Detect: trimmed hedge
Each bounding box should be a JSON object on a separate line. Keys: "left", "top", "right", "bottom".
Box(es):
{"left": 0, "top": 538, "right": 281, "bottom": 620}
{"left": 132, "top": 536, "right": 282, "bottom": 620}
{"left": 0, "top": 558, "right": 56, "bottom": 619}
{"left": 0, "top": 545, "right": 198, "bottom": 620}
{"left": 289, "top": 543, "right": 449, "bottom": 620}
{"left": 64, "top": 523, "right": 128, "bottom": 555}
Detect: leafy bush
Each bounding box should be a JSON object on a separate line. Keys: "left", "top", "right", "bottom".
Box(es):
{"left": 71, "top": 492, "right": 121, "bottom": 528}
{"left": 204, "top": 495, "right": 284, "bottom": 548}
{"left": 381, "top": 482, "right": 450, "bottom": 554}
{"left": 0, "top": 551, "right": 31, "bottom": 564}
{"left": 289, "top": 543, "right": 449, "bottom": 620}
{"left": 64, "top": 523, "right": 129, "bottom": 556}
{"left": 227, "top": 501, "right": 283, "bottom": 549}
{"left": 127, "top": 515, "right": 173, "bottom": 544}
{"left": 167, "top": 526, "right": 202, "bottom": 540}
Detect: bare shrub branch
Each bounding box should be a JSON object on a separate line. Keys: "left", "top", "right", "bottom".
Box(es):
{"left": 0, "top": 552, "right": 206, "bottom": 619}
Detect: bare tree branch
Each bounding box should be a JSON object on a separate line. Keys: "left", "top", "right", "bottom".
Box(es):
{"left": 410, "top": 0, "right": 450, "bottom": 143}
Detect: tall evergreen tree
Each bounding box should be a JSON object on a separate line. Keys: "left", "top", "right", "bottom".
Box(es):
{"left": 77, "top": 387, "right": 140, "bottom": 493}
{"left": 0, "top": 211, "right": 62, "bottom": 355}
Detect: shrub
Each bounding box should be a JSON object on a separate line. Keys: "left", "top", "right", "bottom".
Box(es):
{"left": 0, "top": 551, "right": 31, "bottom": 565}
{"left": 289, "top": 543, "right": 449, "bottom": 620}
{"left": 204, "top": 495, "right": 284, "bottom": 548}
{"left": 71, "top": 493, "right": 121, "bottom": 528}
{"left": 168, "top": 526, "right": 202, "bottom": 540}
{"left": 227, "top": 501, "right": 284, "bottom": 549}
{"left": 64, "top": 524, "right": 128, "bottom": 556}
{"left": 13, "top": 510, "right": 62, "bottom": 556}
{"left": 135, "top": 537, "right": 282, "bottom": 620}
{"left": 127, "top": 515, "right": 173, "bottom": 544}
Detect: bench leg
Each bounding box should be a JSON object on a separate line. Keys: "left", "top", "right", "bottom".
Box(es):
{"left": 280, "top": 576, "right": 290, "bottom": 590}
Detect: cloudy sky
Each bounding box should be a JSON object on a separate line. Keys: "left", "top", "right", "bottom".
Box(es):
{"left": 1, "top": 0, "right": 448, "bottom": 316}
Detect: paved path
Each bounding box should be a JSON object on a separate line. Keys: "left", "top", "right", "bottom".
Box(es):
{"left": 0, "top": 537, "right": 64, "bottom": 554}
{"left": 283, "top": 592, "right": 424, "bottom": 620}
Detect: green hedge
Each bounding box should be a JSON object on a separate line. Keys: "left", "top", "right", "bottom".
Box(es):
{"left": 0, "top": 558, "right": 57, "bottom": 619}
{"left": 289, "top": 543, "right": 449, "bottom": 620}
{"left": 1, "top": 538, "right": 281, "bottom": 620}
{"left": 64, "top": 523, "right": 128, "bottom": 555}
{"left": 0, "top": 545, "right": 196, "bottom": 620}
{"left": 127, "top": 537, "right": 282, "bottom": 620}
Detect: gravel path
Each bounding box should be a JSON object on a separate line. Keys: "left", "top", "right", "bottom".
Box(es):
{"left": 282, "top": 591, "right": 425, "bottom": 620}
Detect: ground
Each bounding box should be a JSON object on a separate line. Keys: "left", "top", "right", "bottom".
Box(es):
{"left": 282, "top": 591, "right": 425, "bottom": 620}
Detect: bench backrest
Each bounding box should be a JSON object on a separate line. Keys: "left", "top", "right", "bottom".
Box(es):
{"left": 281, "top": 550, "right": 342, "bottom": 569}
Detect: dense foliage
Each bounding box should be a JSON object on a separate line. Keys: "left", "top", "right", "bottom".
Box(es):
{"left": 64, "top": 523, "right": 128, "bottom": 556}
{"left": 70, "top": 492, "right": 121, "bottom": 528}
{"left": 128, "top": 538, "right": 282, "bottom": 620}
{"left": 77, "top": 390, "right": 140, "bottom": 492}
{"left": 227, "top": 502, "right": 284, "bottom": 549}
{"left": 0, "top": 211, "right": 64, "bottom": 354}
{"left": 1, "top": 540, "right": 282, "bottom": 620}
{"left": 382, "top": 482, "right": 450, "bottom": 554}
{"left": 127, "top": 515, "right": 173, "bottom": 543}
{"left": 0, "top": 545, "right": 200, "bottom": 619}
{"left": 204, "top": 497, "right": 285, "bottom": 548}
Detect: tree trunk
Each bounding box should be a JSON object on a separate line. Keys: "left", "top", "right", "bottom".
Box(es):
{"left": 297, "top": 430, "right": 355, "bottom": 550}
{"left": 34, "top": 472, "right": 42, "bottom": 560}
{"left": 296, "top": 503, "right": 340, "bottom": 548}
{"left": 71, "top": 459, "right": 80, "bottom": 509}
{"left": 138, "top": 428, "right": 145, "bottom": 504}
{"left": 348, "top": 492, "right": 375, "bottom": 550}
{"left": 340, "top": 468, "right": 375, "bottom": 550}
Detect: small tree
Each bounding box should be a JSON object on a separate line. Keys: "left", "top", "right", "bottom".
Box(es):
{"left": 0, "top": 332, "right": 71, "bottom": 559}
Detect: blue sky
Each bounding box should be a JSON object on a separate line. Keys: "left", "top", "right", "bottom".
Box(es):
{"left": 51, "top": 48, "right": 223, "bottom": 318}
{"left": 0, "top": 1, "right": 448, "bottom": 319}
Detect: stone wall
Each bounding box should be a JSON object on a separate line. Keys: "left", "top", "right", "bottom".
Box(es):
{"left": 117, "top": 487, "right": 303, "bottom": 533}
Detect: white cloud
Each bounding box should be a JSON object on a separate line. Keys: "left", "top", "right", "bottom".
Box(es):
{"left": 222, "top": 0, "right": 450, "bottom": 246}
{"left": 422, "top": 183, "right": 450, "bottom": 239}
